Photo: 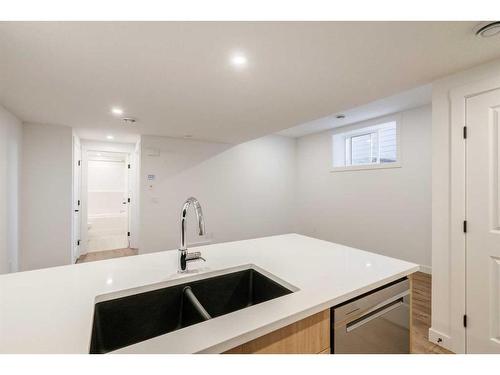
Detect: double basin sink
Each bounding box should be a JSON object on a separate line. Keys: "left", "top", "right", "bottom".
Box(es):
{"left": 90, "top": 267, "right": 294, "bottom": 353}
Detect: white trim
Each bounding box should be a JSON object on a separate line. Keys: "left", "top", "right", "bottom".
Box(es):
{"left": 71, "top": 134, "right": 82, "bottom": 264}
{"left": 445, "top": 86, "right": 468, "bottom": 354}
{"left": 433, "top": 75, "right": 500, "bottom": 355}
{"left": 432, "top": 61, "right": 500, "bottom": 356}
{"left": 428, "top": 328, "right": 453, "bottom": 352}
{"left": 80, "top": 144, "right": 88, "bottom": 254}
{"left": 331, "top": 162, "right": 401, "bottom": 172}
{"left": 130, "top": 140, "right": 141, "bottom": 250}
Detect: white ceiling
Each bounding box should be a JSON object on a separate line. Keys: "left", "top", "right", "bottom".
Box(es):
{"left": 278, "top": 84, "right": 432, "bottom": 138}
{"left": 1, "top": 22, "right": 500, "bottom": 144}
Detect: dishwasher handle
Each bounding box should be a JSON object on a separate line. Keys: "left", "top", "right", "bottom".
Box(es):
{"left": 346, "top": 298, "right": 404, "bottom": 333}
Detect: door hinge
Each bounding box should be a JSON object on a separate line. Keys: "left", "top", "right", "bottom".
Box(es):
{"left": 78, "top": 160, "right": 81, "bottom": 166}
{"left": 77, "top": 239, "right": 80, "bottom": 246}
{"left": 463, "top": 126, "right": 467, "bottom": 139}
{"left": 127, "top": 231, "right": 131, "bottom": 237}
{"left": 463, "top": 314, "right": 468, "bottom": 328}
{"left": 463, "top": 220, "right": 467, "bottom": 233}
{"left": 128, "top": 164, "right": 131, "bottom": 169}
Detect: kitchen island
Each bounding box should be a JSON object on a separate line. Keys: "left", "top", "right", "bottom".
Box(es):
{"left": 0, "top": 234, "right": 418, "bottom": 353}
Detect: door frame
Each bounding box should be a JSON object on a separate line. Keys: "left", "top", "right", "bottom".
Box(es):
{"left": 71, "top": 134, "right": 82, "bottom": 263}
{"left": 79, "top": 140, "right": 140, "bottom": 256}
{"left": 446, "top": 76, "right": 500, "bottom": 353}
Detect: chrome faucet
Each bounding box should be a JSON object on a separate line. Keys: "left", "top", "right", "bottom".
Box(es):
{"left": 178, "top": 197, "right": 206, "bottom": 273}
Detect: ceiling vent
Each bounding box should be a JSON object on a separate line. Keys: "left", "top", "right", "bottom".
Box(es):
{"left": 122, "top": 117, "right": 137, "bottom": 125}
{"left": 475, "top": 22, "right": 500, "bottom": 38}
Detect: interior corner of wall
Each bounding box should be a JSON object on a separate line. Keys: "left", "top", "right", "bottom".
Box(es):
{"left": 419, "top": 264, "right": 432, "bottom": 274}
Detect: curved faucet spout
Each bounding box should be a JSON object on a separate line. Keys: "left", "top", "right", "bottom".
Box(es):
{"left": 179, "top": 196, "right": 206, "bottom": 252}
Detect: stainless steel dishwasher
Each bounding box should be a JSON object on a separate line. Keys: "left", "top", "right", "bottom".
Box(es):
{"left": 332, "top": 278, "right": 410, "bottom": 354}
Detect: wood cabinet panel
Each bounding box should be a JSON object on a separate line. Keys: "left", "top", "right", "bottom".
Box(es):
{"left": 224, "top": 309, "right": 330, "bottom": 354}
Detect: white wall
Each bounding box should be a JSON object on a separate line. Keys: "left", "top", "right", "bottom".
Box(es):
{"left": 431, "top": 59, "right": 500, "bottom": 353}
{"left": 295, "top": 105, "right": 432, "bottom": 269}
{"left": 140, "top": 134, "right": 297, "bottom": 253}
{"left": 6, "top": 105, "right": 432, "bottom": 276}
{"left": 20, "top": 123, "right": 73, "bottom": 271}
{"left": 0, "top": 105, "right": 22, "bottom": 274}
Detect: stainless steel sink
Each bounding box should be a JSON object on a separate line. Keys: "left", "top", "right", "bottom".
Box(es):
{"left": 90, "top": 267, "right": 294, "bottom": 353}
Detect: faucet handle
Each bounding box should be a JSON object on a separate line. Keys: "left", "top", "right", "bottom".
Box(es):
{"left": 186, "top": 251, "right": 205, "bottom": 262}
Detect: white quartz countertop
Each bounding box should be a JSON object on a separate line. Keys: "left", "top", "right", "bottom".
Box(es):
{"left": 0, "top": 234, "right": 419, "bottom": 353}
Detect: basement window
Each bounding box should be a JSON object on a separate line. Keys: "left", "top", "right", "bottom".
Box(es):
{"left": 332, "top": 116, "right": 401, "bottom": 171}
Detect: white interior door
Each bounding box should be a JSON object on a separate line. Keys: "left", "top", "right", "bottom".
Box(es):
{"left": 466, "top": 88, "right": 500, "bottom": 353}
{"left": 72, "top": 136, "right": 82, "bottom": 263}
{"left": 86, "top": 151, "right": 130, "bottom": 252}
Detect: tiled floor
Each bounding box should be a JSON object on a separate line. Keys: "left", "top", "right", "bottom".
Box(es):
{"left": 410, "top": 271, "right": 453, "bottom": 354}
{"left": 76, "top": 248, "right": 138, "bottom": 263}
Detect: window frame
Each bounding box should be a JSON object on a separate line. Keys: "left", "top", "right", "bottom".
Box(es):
{"left": 331, "top": 114, "right": 402, "bottom": 172}
{"left": 345, "top": 131, "right": 379, "bottom": 166}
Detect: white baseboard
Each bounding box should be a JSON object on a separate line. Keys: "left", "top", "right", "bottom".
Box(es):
{"left": 419, "top": 264, "right": 432, "bottom": 274}
{"left": 428, "top": 328, "right": 456, "bottom": 353}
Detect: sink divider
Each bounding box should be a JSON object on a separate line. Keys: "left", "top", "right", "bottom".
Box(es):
{"left": 183, "top": 286, "right": 212, "bottom": 321}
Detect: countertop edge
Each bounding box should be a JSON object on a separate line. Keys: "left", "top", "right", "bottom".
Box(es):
{"left": 117, "top": 265, "right": 419, "bottom": 354}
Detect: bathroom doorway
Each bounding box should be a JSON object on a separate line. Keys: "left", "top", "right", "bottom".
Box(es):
{"left": 86, "top": 151, "right": 130, "bottom": 252}
{"left": 72, "top": 139, "right": 140, "bottom": 263}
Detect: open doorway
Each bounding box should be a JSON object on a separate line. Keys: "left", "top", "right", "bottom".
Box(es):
{"left": 72, "top": 139, "right": 140, "bottom": 264}
{"left": 86, "top": 151, "right": 130, "bottom": 252}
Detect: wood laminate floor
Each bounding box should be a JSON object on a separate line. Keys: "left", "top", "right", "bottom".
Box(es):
{"left": 76, "top": 248, "right": 138, "bottom": 263}
{"left": 410, "top": 271, "right": 453, "bottom": 354}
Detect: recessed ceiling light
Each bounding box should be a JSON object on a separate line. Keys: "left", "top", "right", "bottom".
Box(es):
{"left": 106, "top": 135, "right": 114, "bottom": 140}
{"left": 475, "top": 21, "right": 500, "bottom": 38}
{"left": 230, "top": 52, "right": 248, "bottom": 68}
{"left": 111, "top": 107, "right": 124, "bottom": 116}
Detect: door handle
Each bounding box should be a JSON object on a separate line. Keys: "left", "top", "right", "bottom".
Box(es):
{"left": 346, "top": 298, "right": 404, "bottom": 333}
{"left": 74, "top": 210, "right": 79, "bottom": 213}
